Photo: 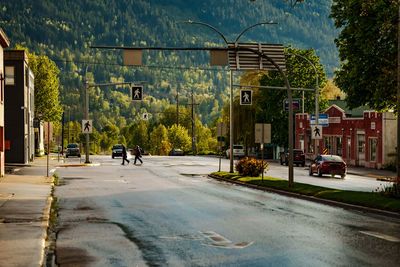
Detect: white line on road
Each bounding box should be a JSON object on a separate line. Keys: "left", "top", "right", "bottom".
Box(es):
{"left": 360, "top": 231, "right": 400, "bottom": 242}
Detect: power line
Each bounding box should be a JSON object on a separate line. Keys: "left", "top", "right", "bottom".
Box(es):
{"left": 51, "top": 58, "right": 229, "bottom": 73}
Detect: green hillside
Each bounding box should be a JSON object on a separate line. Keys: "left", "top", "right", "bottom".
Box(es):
{"left": 0, "top": 0, "right": 338, "bottom": 129}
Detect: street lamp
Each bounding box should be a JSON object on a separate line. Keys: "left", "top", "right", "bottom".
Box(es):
{"left": 184, "top": 20, "right": 277, "bottom": 173}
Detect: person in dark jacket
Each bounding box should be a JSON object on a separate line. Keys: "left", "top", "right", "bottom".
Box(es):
{"left": 134, "top": 145, "right": 143, "bottom": 165}
{"left": 121, "top": 144, "right": 130, "bottom": 165}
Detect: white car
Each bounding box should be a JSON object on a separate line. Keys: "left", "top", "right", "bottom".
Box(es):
{"left": 226, "top": 145, "right": 245, "bottom": 158}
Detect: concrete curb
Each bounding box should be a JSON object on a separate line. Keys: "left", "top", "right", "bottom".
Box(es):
{"left": 55, "top": 163, "right": 101, "bottom": 167}
{"left": 208, "top": 174, "right": 400, "bottom": 220}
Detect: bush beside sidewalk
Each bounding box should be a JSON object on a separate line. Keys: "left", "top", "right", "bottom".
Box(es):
{"left": 209, "top": 171, "right": 400, "bottom": 219}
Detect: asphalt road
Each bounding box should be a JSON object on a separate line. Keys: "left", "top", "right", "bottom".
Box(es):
{"left": 53, "top": 155, "right": 400, "bottom": 266}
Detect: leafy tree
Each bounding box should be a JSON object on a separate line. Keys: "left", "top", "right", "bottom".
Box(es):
{"left": 321, "top": 79, "right": 345, "bottom": 100}
{"left": 330, "top": 0, "right": 397, "bottom": 111}
{"left": 15, "top": 46, "right": 63, "bottom": 122}
{"left": 128, "top": 121, "right": 149, "bottom": 150}
{"left": 149, "top": 124, "right": 169, "bottom": 155}
{"left": 167, "top": 124, "right": 191, "bottom": 152}
{"left": 100, "top": 132, "right": 113, "bottom": 152}
{"left": 102, "top": 124, "right": 119, "bottom": 142}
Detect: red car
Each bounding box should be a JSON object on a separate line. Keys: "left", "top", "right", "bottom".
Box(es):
{"left": 280, "top": 149, "right": 305, "bottom": 167}
{"left": 309, "top": 155, "right": 347, "bottom": 178}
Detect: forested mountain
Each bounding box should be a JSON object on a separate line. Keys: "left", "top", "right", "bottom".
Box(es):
{"left": 0, "top": 0, "right": 338, "bottom": 129}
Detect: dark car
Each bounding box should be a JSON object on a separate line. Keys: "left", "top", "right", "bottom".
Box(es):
{"left": 169, "top": 148, "right": 184, "bottom": 156}
{"left": 309, "top": 155, "right": 347, "bottom": 178}
{"left": 280, "top": 149, "right": 305, "bottom": 167}
{"left": 66, "top": 143, "right": 80, "bottom": 158}
{"left": 112, "top": 144, "right": 123, "bottom": 158}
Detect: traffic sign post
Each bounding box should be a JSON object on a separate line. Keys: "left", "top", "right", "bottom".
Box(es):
{"left": 131, "top": 86, "right": 143, "bottom": 101}
{"left": 240, "top": 89, "right": 253, "bottom": 105}
{"left": 255, "top": 123, "right": 271, "bottom": 182}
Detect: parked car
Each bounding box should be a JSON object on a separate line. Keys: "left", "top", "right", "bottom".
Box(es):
{"left": 225, "top": 145, "right": 245, "bottom": 158}
{"left": 169, "top": 148, "right": 184, "bottom": 156}
{"left": 112, "top": 144, "right": 123, "bottom": 158}
{"left": 66, "top": 143, "right": 81, "bottom": 158}
{"left": 309, "top": 154, "right": 347, "bottom": 178}
{"left": 280, "top": 149, "right": 305, "bottom": 167}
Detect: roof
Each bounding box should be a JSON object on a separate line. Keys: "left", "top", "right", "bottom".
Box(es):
{"left": 327, "top": 99, "right": 370, "bottom": 117}
{"left": 0, "top": 28, "right": 9, "bottom": 48}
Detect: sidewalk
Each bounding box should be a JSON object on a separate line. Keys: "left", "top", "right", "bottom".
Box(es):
{"left": 0, "top": 157, "right": 56, "bottom": 267}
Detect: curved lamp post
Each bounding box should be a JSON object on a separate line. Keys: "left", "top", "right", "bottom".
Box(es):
{"left": 185, "top": 21, "right": 297, "bottom": 187}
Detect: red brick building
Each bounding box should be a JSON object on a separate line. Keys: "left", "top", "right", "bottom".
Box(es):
{"left": 295, "top": 100, "right": 397, "bottom": 169}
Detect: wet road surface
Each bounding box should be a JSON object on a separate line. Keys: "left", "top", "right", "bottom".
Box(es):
{"left": 53, "top": 155, "right": 400, "bottom": 266}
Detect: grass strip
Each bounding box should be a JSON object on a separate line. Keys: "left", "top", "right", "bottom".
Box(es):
{"left": 211, "top": 171, "right": 400, "bottom": 213}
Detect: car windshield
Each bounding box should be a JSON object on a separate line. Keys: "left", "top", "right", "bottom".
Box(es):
{"left": 113, "top": 145, "right": 122, "bottom": 149}
{"left": 233, "top": 145, "right": 243, "bottom": 149}
{"left": 323, "top": 155, "right": 343, "bottom": 162}
{"left": 67, "top": 144, "right": 78, "bottom": 148}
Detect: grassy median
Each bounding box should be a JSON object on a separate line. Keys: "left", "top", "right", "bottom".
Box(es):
{"left": 211, "top": 171, "right": 400, "bottom": 213}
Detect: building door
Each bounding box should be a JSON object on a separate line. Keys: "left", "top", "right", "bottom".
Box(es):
{"left": 357, "top": 134, "right": 365, "bottom": 166}
{"left": 347, "top": 136, "right": 351, "bottom": 161}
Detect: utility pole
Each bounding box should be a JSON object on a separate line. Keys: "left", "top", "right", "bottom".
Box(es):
{"left": 186, "top": 89, "right": 199, "bottom": 155}
{"left": 61, "top": 112, "right": 64, "bottom": 155}
{"left": 397, "top": 2, "right": 400, "bottom": 180}
{"left": 176, "top": 88, "right": 179, "bottom": 126}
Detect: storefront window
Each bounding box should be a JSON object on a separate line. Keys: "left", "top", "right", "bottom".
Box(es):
{"left": 370, "top": 138, "right": 377, "bottom": 162}
{"left": 336, "top": 137, "right": 343, "bottom": 156}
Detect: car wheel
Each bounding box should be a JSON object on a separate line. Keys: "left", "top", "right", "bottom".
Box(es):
{"left": 309, "top": 167, "right": 313, "bottom": 176}
{"left": 280, "top": 159, "right": 283, "bottom": 165}
{"left": 318, "top": 167, "right": 322, "bottom": 177}
{"left": 66, "top": 155, "right": 68, "bottom": 158}
{"left": 285, "top": 160, "right": 288, "bottom": 166}
{"left": 112, "top": 155, "right": 114, "bottom": 159}
{"left": 78, "top": 154, "right": 81, "bottom": 158}
{"left": 341, "top": 174, "right": 346, "bottom": 179}
{"left": 301, "top": 162, "right": 305, "bottom": 167}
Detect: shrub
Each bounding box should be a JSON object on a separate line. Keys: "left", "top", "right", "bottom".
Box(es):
{"left": 235, "top": 157, "right": 269, "bottom": 177}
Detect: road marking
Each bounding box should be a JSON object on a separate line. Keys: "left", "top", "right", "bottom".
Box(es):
{"left": 200, "top": 231, "right": 231, "bottom": 243}
{"left": 160, "top": 234, "right": 203, "bottom": 240}
{"left": 360, "top": 231, "right": 400, "bottom": 242}
{"left": 201, "top": 241, "right": 254, "bottom": 249}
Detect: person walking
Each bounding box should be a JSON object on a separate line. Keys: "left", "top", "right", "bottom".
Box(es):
{"left": 121, "top": 144, "right": 130, "bottom": 165}
{"left": 134, "top": 145, "right": 143, "bottom": 165}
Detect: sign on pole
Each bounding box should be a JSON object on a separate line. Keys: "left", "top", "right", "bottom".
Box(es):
{"left": 311, "top": 125, "right": 323, "bottom": 140}
{"left": 216, "top": 122, "right": 227, "bottom": 137}
{"left": 240, "top": 89, "right": 252, "bottom": 105}
{"left": 142, "top": 113, "right": 149, "bottom": 121}
{"left": 131, "top": 86, "right": 143, "bottom": 101}
{"left": 82, "top": 120, "right": 93, "bottom": 134}
{"left": 310, "top": 114, "right": 328, "bottom": 126}
{"left": 255, "top": 123, "right": 271, "bottom": 144}
{"left": 283, "top": 99, "right": 300, "bottom": 111}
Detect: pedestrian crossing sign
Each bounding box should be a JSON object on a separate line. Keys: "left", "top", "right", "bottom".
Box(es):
{"left": 82, "top": 120, "right": 93, "bottom": 134}
{"left": 240, "top": 89, "right": 252, "bottom": 105}
{"left": 131, "top": 86, "right": 143, "bottom": 101}
{"left": 311, "top": 125, "right": 322, "bottom": 140}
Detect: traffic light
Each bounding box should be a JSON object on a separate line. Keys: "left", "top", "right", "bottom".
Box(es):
{"left": 131, "top": 86, "right": 143, "bottom": 101}
{"left": 240, "top": 89, "right": 252, "bottom": 105}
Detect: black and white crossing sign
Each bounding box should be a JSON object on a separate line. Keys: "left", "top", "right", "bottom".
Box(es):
{"left": 311, "top": 125, "right": 322, "bottom": 140}
{"left": 82, "top": 120, "right": 93, "bottom": 134}
{"left": 240, "top": 89, "right": 252, "bottom": 105}
{"left": 142, "top": 113, "right": 149, "bottom": 121}
{"left": 131, "top": 86, "right": 143, "bottom": 101}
